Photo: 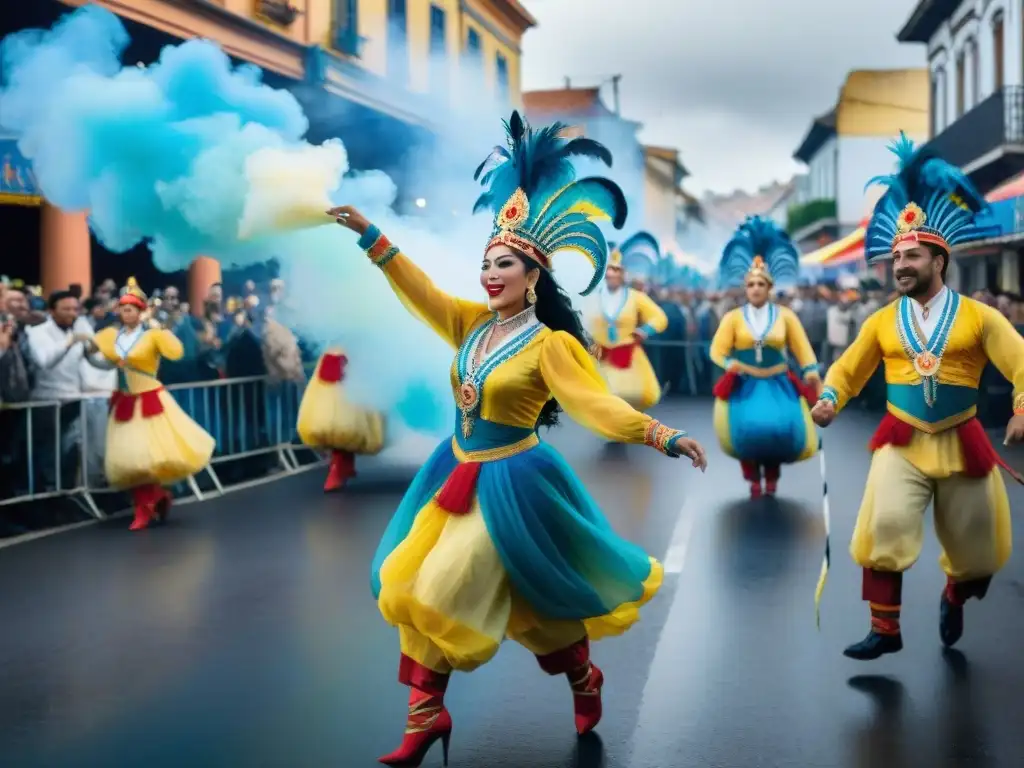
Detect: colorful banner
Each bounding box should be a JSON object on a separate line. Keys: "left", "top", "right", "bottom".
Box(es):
{"left": 0, "top": 135, "right": 41, "bottom": 206}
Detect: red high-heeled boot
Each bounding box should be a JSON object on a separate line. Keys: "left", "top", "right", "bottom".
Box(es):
{"left": 764, "top": 464, "right": 780, "bottom": 496}
{"left": 324, "top": 450, "right": 356, "bottom": 492}
{"left": 379, "top": 655, "right": 452, "bottom": 767}
{"left": 536, "top": 638, "right": 604, "bottom": 734}
{"left": 741, "top": 461, "right": 762, "bottom": 498}
{"left": 129, "top": 484, "right": 162, "bottom": 530}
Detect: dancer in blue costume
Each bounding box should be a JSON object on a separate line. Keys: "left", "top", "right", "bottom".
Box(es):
{"left": 709, "top": 216, "right": 821, "bottom": 497}
{"left": 329, "top": 112, "right": 707, "bottom": 766}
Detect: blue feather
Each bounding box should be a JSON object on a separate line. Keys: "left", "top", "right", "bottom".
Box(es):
{"left": 865, "top": 131, "right": 990, "bottom": 261}
{"left": 473, "top": 111, "right": 627, "bottom": 295}
{"left": 719, "top": 215, "right": 800, "bottom": 288}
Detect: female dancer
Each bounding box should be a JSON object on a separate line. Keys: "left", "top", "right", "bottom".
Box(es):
{"left": 86, "top": 278, "right": 216, "bottom": 529}
{"left": 710, "top": 216, "right": 820, "bottom": 497}
{"left": 591, "top": 232, "right": 669, "bottom": 410}
{"left": 329, "top": 112, "right": 707, "bottom": 766}
{"left": 297, "top": 347, "right": 385, "bottom": 491}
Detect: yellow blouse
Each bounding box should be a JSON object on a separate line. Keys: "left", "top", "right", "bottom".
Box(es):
{"left": 824, "top": 296, "right": 1024, "bottom": 431}
{"left": 93, "top": 326, "right": 183, "bottom": 394}
{"left": 590, "top": 289, "right": 668, "bottom": 348}
{"left": 362, "top": 230, "right": 680, "bottom": 451}
{"left": 709, "top": 305, "right": 819, "bottom": 379}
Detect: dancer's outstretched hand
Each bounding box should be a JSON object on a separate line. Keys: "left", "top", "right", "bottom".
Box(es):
{"left": 810, "top": 398, "right": 835, "bottom": 427}
{"left": 327, "top": 205, "right": 371, "bottom": 236}
{"left": 668, "top": 435, "right": 707, "bottom": 472}
{"left": 1005, "top": 413, "right": 1024, "bottom": 446}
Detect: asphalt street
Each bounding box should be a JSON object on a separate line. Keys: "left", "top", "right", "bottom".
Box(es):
{"left": 1, "top": 399, "right": 1022, "bottom": 768}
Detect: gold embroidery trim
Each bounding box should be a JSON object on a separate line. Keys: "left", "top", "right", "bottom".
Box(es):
{"left": 450, "top": 433, "right": 539, "bottom": 463}
{"left": 1014, "top": 392, "right": 1024, "bottom": 413}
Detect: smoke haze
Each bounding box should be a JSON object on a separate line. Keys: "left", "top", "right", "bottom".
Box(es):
{"left": 0, "top": 5, "right": 640, "bottom": 442}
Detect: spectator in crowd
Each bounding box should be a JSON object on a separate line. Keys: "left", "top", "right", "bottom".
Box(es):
{"left": 25, "top": 290, "right": 94, "bottom": 491}
{"left": 825, "top": 290, "right": 857, "bottom": 366}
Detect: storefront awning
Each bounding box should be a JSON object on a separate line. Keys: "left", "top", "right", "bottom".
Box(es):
{"left": 800, "top": 224, "right": 865, "bottom": 265}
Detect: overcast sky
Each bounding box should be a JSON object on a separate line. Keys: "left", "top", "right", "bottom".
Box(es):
{"left": 520, "top": 0, "right": 927, "bottom": 196}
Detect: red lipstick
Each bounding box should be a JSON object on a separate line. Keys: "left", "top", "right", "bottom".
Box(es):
{"left": 486, "top": 285, "right": 505, "bottom": 297}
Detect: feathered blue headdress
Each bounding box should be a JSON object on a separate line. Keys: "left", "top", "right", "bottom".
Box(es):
{"left": 473, "top": 111, "right": 628, "bottom": 295}
{"left": 608, "top": 231, "right": 660, "bottom": 274}
{"left": 865, "top": 132, "right": 998, "bottom": 261}
{"left": 719, "top": 215, "right": 800, "bottom": 288}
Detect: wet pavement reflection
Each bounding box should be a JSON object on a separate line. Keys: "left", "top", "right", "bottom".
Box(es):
{"left": 1, "top": 400, "right": 1022, "bottom": 767}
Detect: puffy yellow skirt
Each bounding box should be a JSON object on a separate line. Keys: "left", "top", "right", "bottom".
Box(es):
{"left": 296, "top": 356, "right": 384, "bottom": 454}
{"left": 377, "top": 497, "right": 663, "bottom": 673}
{"left": 599, "top": 347, "right": 662, "bottom": 411}
{"left": 104, "top": 390, "right": 215, "bottom": 489}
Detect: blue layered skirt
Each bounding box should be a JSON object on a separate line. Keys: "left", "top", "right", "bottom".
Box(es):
{"left": 713, "top": 372, "right": 817, "bottom": 464}
{"left": 370, "top": 419, "right": 663, "bottom": 672}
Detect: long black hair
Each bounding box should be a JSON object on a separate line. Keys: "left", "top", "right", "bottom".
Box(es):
{"left": 517, "top": 255, "right": 592, "bottom": 429}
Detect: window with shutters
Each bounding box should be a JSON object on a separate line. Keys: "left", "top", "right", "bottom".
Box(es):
{"left": 993, "top": 12, "right": 1005, "bottom": 90}
{"left": 333, "top": 0, "right": 362, "bottom": 57}
{"left": 429, "top": 5, "right": 447, "bottom": 93}
{"left": 387, "top": 0, "right": 408, "bottom": 84}
{"left": 956, "top": 51, "right": 965, "bottom": 117}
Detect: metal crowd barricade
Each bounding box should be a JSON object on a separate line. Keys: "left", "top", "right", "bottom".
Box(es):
{"left": 0, "top": 375, "right": 324, "bottom": 519}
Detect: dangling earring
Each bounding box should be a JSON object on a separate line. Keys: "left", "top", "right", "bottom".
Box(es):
{"left": 526, "top": 285, "right": 537, "bottom": 305}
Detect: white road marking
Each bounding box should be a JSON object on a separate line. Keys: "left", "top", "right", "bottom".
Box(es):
{"left": 662, "top": 505, "right": 695, "bottom": 574}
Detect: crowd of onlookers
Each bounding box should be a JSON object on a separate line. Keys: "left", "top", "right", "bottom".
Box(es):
{"left": 0, "top": 274, "right": 312, "bottom": 537}
{"left": 2, "top": 271, "right": 1021, "bottom": 538}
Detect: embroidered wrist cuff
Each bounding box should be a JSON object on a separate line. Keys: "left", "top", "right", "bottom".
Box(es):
{"left": 357, "top": 225, "right": 381, "bottom": 250}
{"left": 801, "top": 363, "right": 820, "bottom": 377}
{"left": 644, "top": 420, "right": 685, "bottom": 455}
{"left": 820, "top": 386, "right": 838, "bottom": 405}
{"left": 637, "top": 323, "right": 657, "bottom": 338}
{"left": 1014, "top": 392, "right": 1024, "bottom": 414}
{"left": 359, "top": 226, "right": 398, "bottom": 268}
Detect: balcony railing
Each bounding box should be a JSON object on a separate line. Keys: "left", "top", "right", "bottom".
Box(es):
{"left": 927, "top": 86, "right": 1024, "bottom": 170}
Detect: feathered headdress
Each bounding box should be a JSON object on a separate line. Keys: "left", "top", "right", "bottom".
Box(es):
{"left": 865, "top": 132, "right": 998, "bottom": 261}
{"left": 719, "top": 215, "right": 800, "bottom": 288}
{"left": 118, "top": 276, "right": 147, "bottom": 309}
{"left": 473, "top": 111, "right": 628, "bottom": 295}
{"left": 608, "top": 231, "right": 660, "bottom": 275}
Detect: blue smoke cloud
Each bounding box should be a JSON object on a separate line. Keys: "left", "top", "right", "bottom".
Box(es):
{"left": 0, "top": 5, "right": 628, "bottom": 450}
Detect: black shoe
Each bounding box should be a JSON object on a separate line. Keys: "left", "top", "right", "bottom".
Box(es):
{"left": 843, "top": 630, "right": 903, "bottom": 660}
{"left": 939, "top": 595, "right": 963, "bottom": 648}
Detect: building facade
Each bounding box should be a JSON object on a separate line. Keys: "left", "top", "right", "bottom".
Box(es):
{"left": 641, "top": 145, "right": 693, "bottom": 251}
{"left": 521, "top": 87, "right": 648, "bottom": 233}
{"left": 789, "top": 68, "right": 929, "bottom": 253}
{"left": 897, "top": 0, "right": 1024, "bottom": 293}
{"left": 1, "top": 0, "right": 536, "bottom": 300}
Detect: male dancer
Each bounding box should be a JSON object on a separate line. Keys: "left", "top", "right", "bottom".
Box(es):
{"left": 811, "top": 134, "right": 1024, "bottom": 660}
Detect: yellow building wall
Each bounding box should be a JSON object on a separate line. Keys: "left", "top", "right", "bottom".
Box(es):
{"left": 208, "top": 0, "right": 527, "bottom": 106}
{"left": 835, "top": 68, "right": 930, "bottom": 137}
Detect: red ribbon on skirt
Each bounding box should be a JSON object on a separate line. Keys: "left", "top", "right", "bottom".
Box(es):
{"left": 108, "top": 389, "right": 165, "bottom": 423}
{"left": 318, "top": 353, "right": 347, "bottom": 383}
{"left": 868, "top": 412, "right": 1021, "bottom": 482}
{"left": 435, "top": 462, "right": 482, "bottom": 515}
{"left": 712, "top": 369, "right": 819, "bottom": 406}
{"left": 597, "top": 343, "right": 635, "bottom": 370}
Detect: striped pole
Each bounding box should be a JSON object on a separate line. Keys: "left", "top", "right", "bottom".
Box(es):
{"left": 813, "top": 433, "right": 830, "bottom": 630}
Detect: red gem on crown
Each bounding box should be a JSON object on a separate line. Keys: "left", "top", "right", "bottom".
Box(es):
{"left": 505, "top": 207, "right": 518, "bottom": 219}
{"left": 904, "top": 211, "right": 916, "bottom": 223}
